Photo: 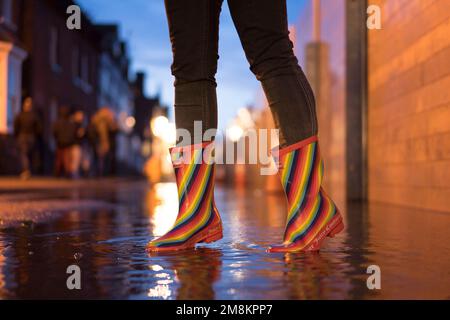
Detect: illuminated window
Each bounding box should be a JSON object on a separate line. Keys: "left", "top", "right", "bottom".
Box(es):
{"left": 0, "top": 44, "right": 27, "bottom": 133}
{"left": 49, "top": 26, "right": 61, "bottom": 70}
{"left": 81, "top": 54, "right": 89, "bottom": 84}
{"left": 0, "top": 0, "right": 14, "bottom": 28}
{"left": 72, "top": 44, "right": 81, "bottom": 80}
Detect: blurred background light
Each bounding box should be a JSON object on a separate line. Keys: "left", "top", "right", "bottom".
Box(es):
{"left": 227, "top": 124, "right": 244, "bottom": 142}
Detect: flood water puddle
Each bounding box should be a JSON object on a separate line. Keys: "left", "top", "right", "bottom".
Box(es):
{"left": 0, "top": 180, "right": 449, "bottom": 299}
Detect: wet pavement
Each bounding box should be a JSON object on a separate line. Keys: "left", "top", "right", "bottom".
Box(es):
{"left": 0, "top": 178, "right": 449, "bottom": 299}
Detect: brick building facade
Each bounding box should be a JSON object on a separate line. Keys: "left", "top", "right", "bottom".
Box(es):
{"left": 368, "top": 0, "right": 450, "bottom": 212}
{"left": 0, "top": 0, "right": 27, "bottom": 174}
{"left": 0, "top": 0, "right": 138, "bottom": 175}
{"left": 20, "top": 0, "right": 100, "bottom": 173}
{"left": 0, "top": 0, "right": 27, "bottom": 133}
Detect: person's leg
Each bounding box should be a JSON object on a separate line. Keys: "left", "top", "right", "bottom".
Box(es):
{"left": 164, "top": 0, "right": 223, "bottom": 145}
{"left": 148, "top": 0, "right": 224, "bottom": 252}
{"left": 97, "top": 154, "right": 104, "bottom": 177}
{"left": 80, "top": 145, "right": 91, "bottom": 177}
{"left": 228, "top": 0, "right": 317, "bottom": 147}
{"left": 71, "top": 145, "right": 81, "bottom": 178}
{"left": 18, "top": 140, "right": 29, "bottom": 172}
{"left": 18, "top": 137, "right": 31, "bottom": 178}
{"left": 63, "top": 147, "right": 72, "bottom": 177}
{"left": 228, "top": 0, "right": 343, "bottom": 252}
{"left": 54, "top": 148, "right": 63, "bottom": 177}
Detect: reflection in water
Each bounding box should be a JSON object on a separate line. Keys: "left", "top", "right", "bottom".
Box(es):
{"left": 147, "top": 264, "right": 175, "bottom": 300}
{"left": 146, "top": 183, "right": 223, "bottom": 299}
{"left": 0, "top": 181, "right": 449, "bottom": 299}
{"left": 147, "top": 183, "right": 179, "bottom": 237}
{"left": 148, "top": 248, "right": 222, "bottom": 300}
{"left": 279, "top": 252, "right": 352, "bottom": 299}
{"left": 147, "top": 262, "right": 173, "bottom": 300}
{"left": 0, "top": 238, "right": 5, "bottom": 295}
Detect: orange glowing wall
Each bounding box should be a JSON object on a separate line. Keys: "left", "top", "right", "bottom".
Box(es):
{"left": 368, "top": 0, "right": 450, "bottom": 212}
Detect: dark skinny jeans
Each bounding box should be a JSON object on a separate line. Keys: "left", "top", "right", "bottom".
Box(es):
{"left": 165, "top": 0, "right": 318, "bottom": 147}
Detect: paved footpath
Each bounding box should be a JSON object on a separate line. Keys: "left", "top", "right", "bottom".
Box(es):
{"left": 0, "top": 177, "right": 146, "bottom": 227}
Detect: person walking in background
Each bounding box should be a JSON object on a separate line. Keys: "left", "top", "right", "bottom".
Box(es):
{"left": 91, "top": 107, "right": 118, "bottom": 176}
{"left": 13, "top": 97, "right": 41, "bottom": 180}
{"left": 52, "top": 106, "right": 76, "bottom": 178}
{"left": 108, "top": 116, "right": 119, "bottom": 175}
{"left": 147, "top": 0, "right": 344, "bottom": 252}
{"left": 70, "top": 110, "right": 87, "bottom": 179}
{"left": 87, "top": 115, "right": 99, "bottom": 177}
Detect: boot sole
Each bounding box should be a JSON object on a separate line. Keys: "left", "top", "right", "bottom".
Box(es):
{"left": 267, "top": 213, "right": 344, "bottom": 253}
{"left": 147, "top": 224, "right": 223, "bottom": 252}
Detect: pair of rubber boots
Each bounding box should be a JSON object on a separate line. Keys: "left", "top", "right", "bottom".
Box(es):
{"left": 147, "top": 136, "right": 344, "bottom": 253}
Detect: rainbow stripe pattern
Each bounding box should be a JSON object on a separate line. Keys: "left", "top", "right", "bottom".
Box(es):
{"left": 147, "top": 142, "right": 222, "bottom": 251}
{"left": 269, "top": 136, "right": 343, "bottom": 252}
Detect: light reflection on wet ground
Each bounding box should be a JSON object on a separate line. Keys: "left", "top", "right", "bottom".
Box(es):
{"left": 0, "top": 179, "right": 449, "bottom": 299}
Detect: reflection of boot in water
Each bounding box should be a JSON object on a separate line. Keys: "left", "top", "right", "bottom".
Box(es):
{"left": 175, "top": 248, "right": 222, "bottom": 300}
{"left": 282, "top": 253, "right": 332, "bottom": 299}
{"left": 147, "top": 142, "right": 223, "bottom": 252}
{"left": 268, "top": 137, "right": 344, "bottom": 253}
{"left": 149, "top": 248, "right": 222, "bottom": 300}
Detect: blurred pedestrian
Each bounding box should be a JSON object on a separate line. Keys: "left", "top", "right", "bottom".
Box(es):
{"left": 109, "top": 116, "right": 119, "bottom": 175}
{"left": 70, "top": 110, "right": 87, "bottom": 178}
{"left": 13, "top": 97, "right": 41, "bottom": 179}
{"left": 52, "top": 106, "right": 76, "bottom": 178}
{"left": 91, "top": 107, "right": 118, "bottom": 176}
{"left": 86, "top": 115, "right": 99, "bottom": 176}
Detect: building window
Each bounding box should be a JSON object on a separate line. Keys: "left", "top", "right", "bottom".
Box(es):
{"left": 0, "top": 0, "right": 15, "bottom": 29}
{"left": 81, "top": 53, "right": 89, "bottom": 84}
{"left": 72, "top": 45, "right": 80, "bottom": 79}
{"left": 49, "top": 98, "right": 58, "bottom": 151}
{"left": 72, "top": 46, "right": 92, "bottom": 93}
{"left": 89, "top": 56, "right": 95, "bottom": 85}
{"left": 49, "top": 26, "right": 61, "bottom": 71}
{"left": 6, "top": 63, "right": 17, "bottom": 130}
{"left": 0, "top": 44, "right": 27, "bottom": 133}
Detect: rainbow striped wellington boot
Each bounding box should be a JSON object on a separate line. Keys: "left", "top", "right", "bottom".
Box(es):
{"left": 267, "top": 136, "right": 344, "bottom": 253}
{"left": 147, "top": 142, "right": 223, "bottom": 252}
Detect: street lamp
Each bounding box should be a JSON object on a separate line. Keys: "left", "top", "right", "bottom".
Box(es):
{"left": 125, "top": 116, "right": 136, "bottom": 129}
{"left": 227, "top": 124, "right": 244, "bottom": 143}
{"left": 150, "top": 115, "right": 169, "bottom": 138}
{"left": 145, "top": 115, "right": 177, "bottom": 183}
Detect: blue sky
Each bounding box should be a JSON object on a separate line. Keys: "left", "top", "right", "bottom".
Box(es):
{"left": 77, "top": 0, "right": 306, "bottom": 129}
